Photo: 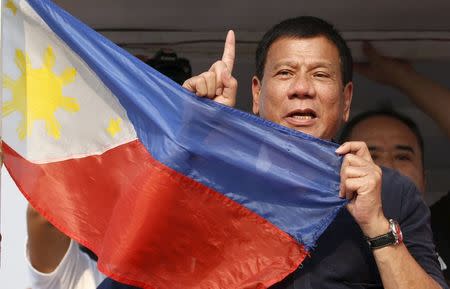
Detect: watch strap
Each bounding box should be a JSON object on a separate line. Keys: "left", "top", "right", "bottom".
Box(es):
{"left": 366, "top": 219, "right": 402, "bottom": 250}
{"left": 366, "top": 232, "right": 396, "bottom": 249}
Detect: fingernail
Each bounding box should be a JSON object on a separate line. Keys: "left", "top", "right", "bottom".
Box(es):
{"left": 216, "top": 87, "right": 223, "bottom": 95}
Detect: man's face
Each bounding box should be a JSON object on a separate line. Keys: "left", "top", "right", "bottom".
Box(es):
{"left": 348, "top": 115, "right": 425, "bottom": 192}
{"left": 252, "top": 36, "right": 353, "bottom": 141}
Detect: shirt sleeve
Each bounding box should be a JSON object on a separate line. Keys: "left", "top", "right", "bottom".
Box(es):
{"left": 26, "top": 239, "right": 106, "bottom": 289}
{"left": 399, "top": 180, "right": 449, "bottom": 289}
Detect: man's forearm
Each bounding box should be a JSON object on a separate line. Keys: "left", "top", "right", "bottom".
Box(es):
{"left": 27, "top": 205, "right": 71, "bottom": 273}
{"left": 374, "top": 243, "right": 442, "bottom": 289}
{"left": 394, "top": 71, "right": 450, "bottom": 138}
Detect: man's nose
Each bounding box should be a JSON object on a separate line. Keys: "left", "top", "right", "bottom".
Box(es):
{"left": 287, "top": 74, "right": 316, "bottom": 99}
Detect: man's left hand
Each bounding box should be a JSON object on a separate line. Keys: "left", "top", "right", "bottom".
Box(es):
{"left": 336, "top": 141, "right": 389, "bottom": 238}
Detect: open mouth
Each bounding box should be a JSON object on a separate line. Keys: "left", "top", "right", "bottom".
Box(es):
{"left": 286, "top": 109, "right": 317, "bottom": 120}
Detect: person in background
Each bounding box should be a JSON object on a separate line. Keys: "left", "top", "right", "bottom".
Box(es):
{"left": 346, "top": 44, "right": 450, "bottom": 285}
{"left": 339, "top": 109, "right": 426, "bottom": 193}
{"left": 339, "top": 109, "right": 448, "bottom": 285}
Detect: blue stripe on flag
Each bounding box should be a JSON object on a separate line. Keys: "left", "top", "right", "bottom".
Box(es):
{"left": 27, "top": 0, "right": 345, "bottom": 249}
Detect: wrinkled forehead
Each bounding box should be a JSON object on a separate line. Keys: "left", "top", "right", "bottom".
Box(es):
{"left": 267, "top": 35, "right": 340, "bottom": 57}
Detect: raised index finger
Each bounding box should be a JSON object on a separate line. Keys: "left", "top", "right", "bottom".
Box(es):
{"left": 221, "top": 30, "right": 235, "bottom": 73}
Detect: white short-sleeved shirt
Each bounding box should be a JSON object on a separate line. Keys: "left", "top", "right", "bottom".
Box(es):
{"left": 27, "top": 240, "right": 106, "bottom": 289}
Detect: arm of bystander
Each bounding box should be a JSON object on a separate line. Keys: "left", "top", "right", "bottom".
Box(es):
{"left": 356, "top": 42, "right": 450, "bottom": 139}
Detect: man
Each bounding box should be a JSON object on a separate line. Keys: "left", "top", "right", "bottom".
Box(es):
{"left": 26, "top": 205, "right": 105, "bottom": 288}
{"left": 28, "top": 16, "right": 447, "bottom": 289}
{"left": 183, "top": 16, "right": 447, "bottom": 289}
{"left": 351, "top": 44, "right": 450, "bottom": 285}
{"left": 339, "top": 109, "right": 426, "bottom": 193}
{"left": 339, "top": 109, "right": 449, "bottom": 284}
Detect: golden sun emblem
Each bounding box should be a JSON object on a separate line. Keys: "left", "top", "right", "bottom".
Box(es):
{"left": 5, "top": 0, "right": 18, "bottom": 15}
{"left": 3, "top": 46, "right": 79, "bottom": 140}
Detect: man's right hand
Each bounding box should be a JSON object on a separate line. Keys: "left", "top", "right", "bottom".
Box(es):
{"left": 183, "top": 30, "right": 238, "bottom": 107}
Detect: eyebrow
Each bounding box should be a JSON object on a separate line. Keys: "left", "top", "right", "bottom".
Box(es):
{"left": 272, "top": 60, "right": 334, "bottom": 71}
{"left": 395, "top": 145, "right": 415, "bottom": 154}
{"left": 273, "top": 61, "right": 298, "bottom": 70}
{"left": 309, "top": 62, "right": 334, "bottom": 69}
{"left": 368, "top": 145, "right": 381, "bottom": 152}
{"left": 368, "top": 145, "right": 415, "bottom": 154}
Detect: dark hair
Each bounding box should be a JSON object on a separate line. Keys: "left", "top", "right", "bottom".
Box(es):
{"left": 255, "top": 16, "right": 353, "bottom": 85}
{"left": 339, "top": 109, "right": 425, "bottom": 164}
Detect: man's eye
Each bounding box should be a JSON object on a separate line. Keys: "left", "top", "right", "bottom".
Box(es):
{"left": 395, "top": 154, "right": 412, "bottom": 161}
{"left": 277, "top": 70, "right": 291, "bottom": 76}
{"left": 371, "top": 154, "right": 379, "bottom": 161}
{"left": 314, "top": 72, "right": 329, "bottom": 78}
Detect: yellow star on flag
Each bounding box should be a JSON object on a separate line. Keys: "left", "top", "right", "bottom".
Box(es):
{"left": 107, "top": 117, "right": 123, "bottom": 137}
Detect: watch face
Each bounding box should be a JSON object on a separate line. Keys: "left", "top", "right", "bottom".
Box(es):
{"left": 392, "top": 220, "right": 403, "bottom": 244}
{"left": 367, "top": 219, "right": 403, "bottom": 249}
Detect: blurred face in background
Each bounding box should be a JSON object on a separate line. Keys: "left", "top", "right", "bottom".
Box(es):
{"left": 347, "top": 115, "right": 425, "bottom": 193}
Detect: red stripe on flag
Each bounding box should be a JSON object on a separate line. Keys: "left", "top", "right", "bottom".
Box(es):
{"left": 3, "top": 141, "right": 306, "bottom": 289}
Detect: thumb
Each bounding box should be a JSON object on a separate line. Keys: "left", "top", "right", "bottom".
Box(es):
{"left": 221, "top": 72, "right": 237, "bottom": 106}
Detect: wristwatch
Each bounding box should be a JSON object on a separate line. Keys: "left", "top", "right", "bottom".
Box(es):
{"left": 366, "top": 219, "right": 403, "bottom": 250}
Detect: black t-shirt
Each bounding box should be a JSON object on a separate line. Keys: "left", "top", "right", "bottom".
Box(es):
{"left": 271, "top": 168, "right": 448, "bottom": 289}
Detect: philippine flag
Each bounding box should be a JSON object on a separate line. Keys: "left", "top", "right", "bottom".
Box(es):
{"left": 1, "top": 0, "right": 346, "bottom": 288}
